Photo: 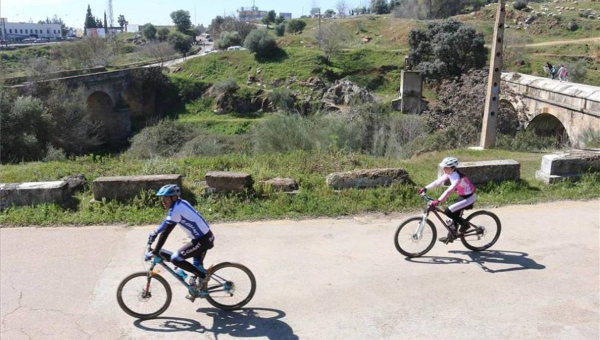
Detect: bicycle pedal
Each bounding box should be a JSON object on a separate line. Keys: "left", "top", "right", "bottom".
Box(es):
{"left": 185, "top": 294, "right": 196, "bottom": 303}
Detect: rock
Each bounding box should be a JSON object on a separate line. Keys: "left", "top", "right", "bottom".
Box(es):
{"left": 525, "top": 15, "right": 536, "bottom": 24}
{"left": 256, "top": 68, "right": 262, "bottom": 74}
{"left": 61, "top": 174, "right": 88, "bottom": 193}
{"left": 258, "top": 178, "right": 299, "bottom": 192}
{"left": 247, "top": 74, "right": 256, "bottom": 85}
{"left": 299, "top": 76, "right": 326, "bottom": 88}
{"left": 270, "top": 78, "right": 285, "bottom": 88}
{"left": 567, "top": 21, "right": 579, "bottom": 30}
{"left": 321, "top": 79, "right": 375, "bottom": 106}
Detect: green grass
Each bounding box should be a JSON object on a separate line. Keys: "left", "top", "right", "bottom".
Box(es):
{"left": 1, "top": 149, "right": 598, "bottom": 226}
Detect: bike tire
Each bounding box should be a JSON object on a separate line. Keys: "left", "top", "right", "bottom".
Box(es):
{"left": 460, "top": 210, "right": 502, "bottom": 251}
{"left": 394, "top": 217, "right": 437, "bottom": 258}
{"left": 116, "top": 271, "right": 172, "bottom": 319}
{"left": 205, "top": 262, "right": 256, "bottom": 311}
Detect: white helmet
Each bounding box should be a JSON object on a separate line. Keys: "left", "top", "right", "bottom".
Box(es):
{"left": 439, "top": 157, "right": 459, "bottom": 168}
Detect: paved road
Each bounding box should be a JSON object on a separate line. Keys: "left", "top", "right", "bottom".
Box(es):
{"left": 1, "top": 200, "right": 598, "bottom": 340}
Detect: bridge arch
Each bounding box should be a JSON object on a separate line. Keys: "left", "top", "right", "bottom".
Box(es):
{"left": 526, "top": 112, "right": 570, "bottom": 144}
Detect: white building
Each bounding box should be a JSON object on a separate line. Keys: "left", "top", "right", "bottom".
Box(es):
{"left": 0, "top": 19, "right": 62, "bottom": 41}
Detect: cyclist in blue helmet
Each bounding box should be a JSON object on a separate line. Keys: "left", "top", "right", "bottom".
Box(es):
{"left": 146, "top": 184, "right": 215, "bottom": 302}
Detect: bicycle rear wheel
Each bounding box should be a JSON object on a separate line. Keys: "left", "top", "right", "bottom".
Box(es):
{"left": 116, "top": 271, "right": 172, "bottom": 319}
{"left": 205, "top": 262, "right": 256, "bottom": 311}
{"left": 460, "top": 210, "right": 501, "bottom": 251}
{"left": 394, "top": 217, "right": 437, "bottom": 258}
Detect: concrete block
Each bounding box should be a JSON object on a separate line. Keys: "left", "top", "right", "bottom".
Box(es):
{"left": 326, "top": 168, "right": 415, "bottom": 190}
{"left": 437, "top": 160, "right": 520, "bottom": 185}
{"left": 205, "top": 171, "right": 253, "bottom": 193}
{"left": 258, "top": 178, "right": 299, "bottom": 192}
{"left": 536, "top": 151, "right": 600, "bottom": 184}
{"left": 0, "top": 181, "right": 70, "bottom": 207}
{"left": 93, "top": 174, "right": 183, "bottom": 201}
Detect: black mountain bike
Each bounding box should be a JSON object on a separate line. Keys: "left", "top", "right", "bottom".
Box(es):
{"left": 394, "top": 193, "right": 501, "bottom": 258}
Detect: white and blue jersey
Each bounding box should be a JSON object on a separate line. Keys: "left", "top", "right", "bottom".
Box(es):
{"left": 157, "top": 199, "right": 211, "bottom": 239}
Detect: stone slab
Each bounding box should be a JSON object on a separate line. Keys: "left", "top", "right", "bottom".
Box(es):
{"left": 326, "top": 168, "right": 414, "bottom": 190}
{"left": 258, "top": 178, "right": 299, "bottom": 192}
{"left": 437, "top": 160, "right": 520, "bottom": 185}
{"left": 205, "top": 171, "right": 253, "bottom": 192}
{"left": 539, "top": 152, "right": 600, "bottom": 176}
{"left": 92, "top": 174, "right": 183, "bottom": 201}
{"left": 0, "top": 181, "right": 70, "bottom": 207}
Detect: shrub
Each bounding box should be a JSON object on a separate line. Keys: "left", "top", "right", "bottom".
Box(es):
{"left": 43, "top": 144, "right": 67, "bottom": 162}
{"left": 177, "top": 135, "right": 225, "bottom": 157}
{"left": 579, "top": 127, "right": 600, "bottom": 149}
{"left": 286, "top": 19, "right": 307, "bottom": 34}
{"left": 567, "top": 21, "right": 579, "bottom": 31}
{"left": 215, "top": 31, "right": 242, "bottom": 50}
{"left": 140, "top": 157, "right": 182, "bottom": 175}
{"left": 566, "top": 60, "right": 587, "bottom": 83}
{"left": 513, "top": 0, "right": 527, "bottom": 11}
{"left": 253, "top": 114, "right": 364, "bottom": 154}
{"left": 274, "top": 24, "right": 285, "bottom": 37}
{"left": 496, "top": 130, "right": 564, "bottom": 152}
{"left": 157, "top": 28, "right": 170, "bottom": 42}
{"left": 126, "top": 120, "right": 197, "bottom": 159}
{"left": 168, "top": 31, "right": 193, "bottom": 55}
{"left": 268, "top": 88, "right": 295, "bottom": 112}
{"left": 370, "top": 115, "right": 428, "bottom": 159}
{"left": 142, "top": 23, "right": 157, "bottom": 40}
{"left": 214, "top": 78, "right": 239, "bottom": 95}
{"left": 244, "top": 29, "right": 279, "bottom": 58}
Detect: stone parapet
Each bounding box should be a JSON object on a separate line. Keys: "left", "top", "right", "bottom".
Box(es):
{"left": 326, "top": 168, "right": 414, "bottom": 190}
{"left": 0, "top": 181, "right": 70, "bottom": 208}
{"left": 93, "top": 174, "right": 183, "bottom": 201}
{"left": 438, "top": 160, "right": 520, "bottom": 185}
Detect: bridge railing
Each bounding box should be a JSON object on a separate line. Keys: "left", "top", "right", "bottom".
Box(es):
{"left": 1, "top": 66, "right": 108, "bottom": 85}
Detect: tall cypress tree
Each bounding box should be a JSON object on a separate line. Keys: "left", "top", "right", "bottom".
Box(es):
{"left": 84, "top": 4, "right": 96, "bottom": 32}
{"left": 104, "top": 12, "right": 108, "bottom": 30}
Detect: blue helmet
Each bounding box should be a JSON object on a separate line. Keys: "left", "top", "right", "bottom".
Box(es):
{"left": 156, "top": 184, "right": 181, "bottom": 197}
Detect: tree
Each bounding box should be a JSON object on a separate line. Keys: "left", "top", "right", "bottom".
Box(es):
{"left": 371, "top": 0, "right": 389, "bottom": 14}
{"left": 262, "top": 10, "right": 277, "bottom": 29}
{"left": 157, "top": 27, "right": 170, "bottom": 42}
{"left": 143, "top": 23, "right": 157, "bottom": 40}
{"left": 142, "top": 42, "right": 178, "bottom": 65}
{"left": 209, "top": 15, "right": 256, "bottom": 42}
{"left": 275, "top": 24, "right": 286, "bottom": 36}
{"left": 168, "top": 31, "right": 193, "bottom": 56}
{"left": 39, "top": 15, "right": 68, "bottom": 37}
{"left": 104, "top": 11, "right": 108, "bottom": 30}
{"left": 324, "top": 9, "right": 336, "bottom": 18}
{"left": 336, "top": 0, "right": 349, "bottom": 18}
{"left": 275, "top": 15, "right": 286, "bottom": 25}
{"left": 95, "top": 17, "right": 103, "bottom": 28}
{"left": 317, "top": 23, "right": 351, "bottom": 61}
{"left": 244, "top": 29, "right": 279, "bottom": 58}
{"left": 117, "top": 14, "right": 126, "bottom": 28}
{"left": 84, "top": 5, "right": 97, "bottom": 32}
{"left": 286, "top": 19, "right": 307, "bottom": 34}
{"left": 170, "top": 10, "right": 192, "bottom": 33}
{"left": 408, "top": 19, "right": 487, "bottom": 81}
{"left": 215, "top": 31, "right": 242, "bottom": 50}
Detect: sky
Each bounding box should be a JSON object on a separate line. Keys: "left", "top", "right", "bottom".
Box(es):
{"left": 0, "top": 0, "right": 367, "bottom": 29}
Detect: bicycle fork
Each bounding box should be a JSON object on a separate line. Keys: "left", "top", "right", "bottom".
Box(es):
{"left": 414, "top": 210, "right": 429, "bottom": 240}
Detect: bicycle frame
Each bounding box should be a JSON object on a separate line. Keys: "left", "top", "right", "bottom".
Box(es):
{"left": 145, "top": 247, "right": 231, "bottom": 298}
{"left": 415, "top": 194, "right": 480, "bottom": 239}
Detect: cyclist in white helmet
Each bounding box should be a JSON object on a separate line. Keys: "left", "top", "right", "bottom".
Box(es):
{"left": 146, "top": 184, "right": 215, "bottom": 301}
{"left": 418, "top": 157, "right": 477, "bottom": 243}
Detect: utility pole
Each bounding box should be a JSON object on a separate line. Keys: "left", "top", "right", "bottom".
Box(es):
{"left": 479, "top": 0, "right": 506, "bottom": 149}
{"left": 318, "top": 8, "right": 321, "bottom": 48}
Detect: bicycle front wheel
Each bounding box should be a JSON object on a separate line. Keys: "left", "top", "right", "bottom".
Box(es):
{"left": 116, "top": 271, "right": 172, "bottom": 319}
{"left": 205, "top": 262, "right": 256, "bottom": 311}
{"left": 394, "top": 217, "right": 437, "bottom": 258}
{"left": 460, "top": 210, "right": 502, "bottom": 251}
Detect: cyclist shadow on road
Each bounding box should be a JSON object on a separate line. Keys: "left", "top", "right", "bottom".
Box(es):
{"left": 406, "top": 250, "right": 546, "bottom": 274}
{"left": 132, "top": 307, "right": 298, "bottom": 340}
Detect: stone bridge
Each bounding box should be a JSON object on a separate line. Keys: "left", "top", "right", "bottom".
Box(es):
{"left": 4, "top": 66, "right": 163, "bottom": 148}
{"left": 501, "top": 72, "right": 600, "bottom": 148}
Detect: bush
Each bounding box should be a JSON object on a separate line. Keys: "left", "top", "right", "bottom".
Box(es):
{"left": 268, "top": 88, "right": 295, "bottom": 112}
{"left": 43, "top": 144, "right": 67, "bottom": 162}
{"left": 143, "top": 23, "right": 157, "bottom": 40}
{"left": 244, "top": 29, "right": 279, "bottom": 58}
{"left": 274, "top": 24, "right": 285, "bottom": 37}
{"left": 370, "top": 115, "right": 428, "bottom": 159}
{"left": 566, "top": 60, "right": 587, "bottom": 83}
{"left": 177, "top": 135, "right": 225, "bottom": 157}
{"left": 496, "top": 130, "right": 564, "bottom": 152}
{"left": 253, "top": 114, "right": 365, "bottom": 154}
{"left": 215, "top": 31, "right": 242, "bottom": 50}
{"left": 168, "top": 31, "right": 193, "bottom": 55}
{"left": 286, "top": 19, "right": 307, "bottom": 34}
{"left": 126, "top": 120, "right": 197, "bottom": 159}
{"left": 157, "top": 28, "right": 170, "bottom": 42}
{"left": 567, "top": 21, "right": 579, "bottom": 31}
{"left": 214, "top": 78, "right": 239, "bottom": 95}
{"left": 513, "top": 0, "right": 527, "bottom": 10}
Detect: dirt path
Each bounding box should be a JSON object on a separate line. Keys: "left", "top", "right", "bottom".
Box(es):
{"left": 519, "top": 37, "right": 600, "bottom": 47}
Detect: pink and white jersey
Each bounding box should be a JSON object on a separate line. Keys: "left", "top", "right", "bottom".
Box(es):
{"left": 425, "top": 171, "right": 475, "bottom": 203}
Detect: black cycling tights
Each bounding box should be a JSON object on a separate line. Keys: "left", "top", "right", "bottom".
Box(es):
{"left": 172, "top": 231, "right": 214, "bottom": 279}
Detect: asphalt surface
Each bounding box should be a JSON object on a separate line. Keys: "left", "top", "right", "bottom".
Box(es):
{"left": 1, "top": 200, "right": 599, "bottom": 340}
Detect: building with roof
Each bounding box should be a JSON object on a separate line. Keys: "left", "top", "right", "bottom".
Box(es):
{"left": 0, "top": 18, "right": 61, "bottom": 41}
